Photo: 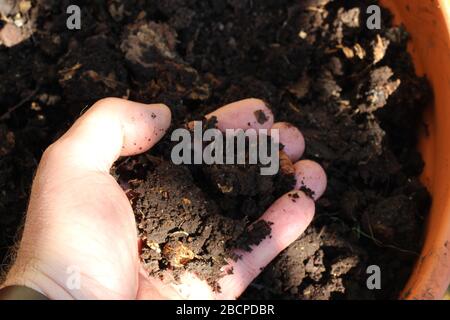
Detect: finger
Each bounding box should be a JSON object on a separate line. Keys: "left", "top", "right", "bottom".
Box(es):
{"left": 216, "top": 159, "right": 327, "bottom": 299}
{"left": 271, "top": 122, "right": 305, "bottom": 162}
{"left": 294, "top": 160, "right": 327, "bottom": 200}
{"left": 53, "top": 98, "right": 171, "bottom": 172}
{"left": 189, "top": 98, "right": 274, "bottom": 132}
{"left": 217, "top": 190, "right": 315, "bottom": 299}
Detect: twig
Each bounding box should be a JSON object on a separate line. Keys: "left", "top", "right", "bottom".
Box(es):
{"left": 0, "top": 87, "right": 39, "bottom": 121}
{"left": 353, "top": 227, "right": 419, "bottom": 256}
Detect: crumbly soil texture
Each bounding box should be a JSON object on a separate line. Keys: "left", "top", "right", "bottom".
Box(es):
{"left": 0, "top": 0, "right": 431, "bottom": 299}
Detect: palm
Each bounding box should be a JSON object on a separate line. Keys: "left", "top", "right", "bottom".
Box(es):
{"left": 54, "top": 172, "right": 218, "bottom": 299}
{"left": 19, "top": 170, "right": 139, "bottom": 299}
{"left": 3, "top": 98, "right": 324, "bottom": 300}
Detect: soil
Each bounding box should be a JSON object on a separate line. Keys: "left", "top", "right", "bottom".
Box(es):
{"left": 0, "top": 0, "right": 431, "bottom": 299}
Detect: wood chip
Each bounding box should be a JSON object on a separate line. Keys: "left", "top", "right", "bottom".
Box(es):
{"left": 353, "top": 43, "right": 366, "bottom": 59}
{"left": 373, "top": 35, "right": 390, "bottom": 64}
{"left": 217, "top": 183, "right": 233, "bottom": 194}
{"left": 341, "top": 46, "right": 354, "bottom": 59}
{"left": 181, "top": 198, "right": 192, "bottom": 206}
{"left": 31, "top": 101, "right": 41, "bottom": 111}
{"left": 298, "top": 30, "right": 307, "bottom": 39}
{"left": 19, "top": 1, "right": 32, "bottom": 14}
{"left": 0, "top": 23, "right": 25, "bottom": 47}
{"left": 59, "top": 63, "right": 82, "bottom": 81}
{"left": 340, "top": 44, "right": 365, "bottom": 60}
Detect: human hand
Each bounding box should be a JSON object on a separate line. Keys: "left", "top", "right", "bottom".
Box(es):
{"left": 1, "top": 98, "right": 326, "bottom": 300}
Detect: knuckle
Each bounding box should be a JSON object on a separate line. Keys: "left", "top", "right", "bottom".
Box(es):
{"left": 91, "top": 97, "right": 122, "bottom": 113}
{"left": 41, "top": 141, "right": 62, "bottom": 162}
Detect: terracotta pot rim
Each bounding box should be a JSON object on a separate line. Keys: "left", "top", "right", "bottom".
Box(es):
{"left": 380, "top": 0, "right": 450, "bottom": 300}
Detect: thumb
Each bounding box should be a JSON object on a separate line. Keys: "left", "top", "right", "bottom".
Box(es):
{"left": 53, "top": 97, "right": 172, "bottom": 172}
{"left": 7, "top": 98, "right": 171, "bottom": 299}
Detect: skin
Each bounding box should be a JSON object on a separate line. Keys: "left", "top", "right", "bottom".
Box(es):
{"left": 0, "top": 98, "right": 326, "bottom": 300}
{"left": 271, "top": 122, "right": 305, "bottom": 162}
{"left": 294, "top": 160, "right": 328, "bottom": 201}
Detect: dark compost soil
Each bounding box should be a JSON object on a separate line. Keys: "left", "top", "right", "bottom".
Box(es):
{"left": 0, "top": 0, "right": 431, "bottom": 299}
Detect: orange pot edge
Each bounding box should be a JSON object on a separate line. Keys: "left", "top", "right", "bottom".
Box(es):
{"left": 379, "top": 0, "right": 450, "bottom": 299}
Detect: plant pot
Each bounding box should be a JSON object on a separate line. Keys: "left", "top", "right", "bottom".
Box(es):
{"left": 379, "top": 0, "right": 450, "bottom": 299}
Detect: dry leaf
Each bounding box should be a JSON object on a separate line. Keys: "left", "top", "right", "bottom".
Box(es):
{"left": 162, "top": 241, "right": 195, "bottom": 268}
{"left": 83, "top": 70, "right": 118, "bottom": 89}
